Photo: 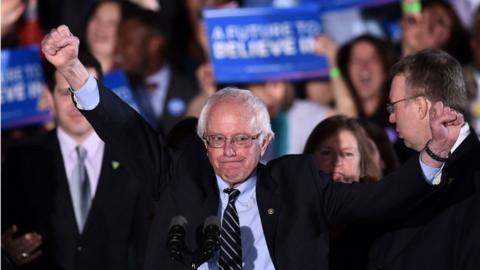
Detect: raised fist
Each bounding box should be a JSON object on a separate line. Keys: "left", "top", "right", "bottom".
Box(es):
{"left": 41, "top": 25, "right": 80, "bottom": 70}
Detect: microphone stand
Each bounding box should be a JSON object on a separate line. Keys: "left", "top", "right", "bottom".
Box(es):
{"left": 167, "top": 216, "right": 220, "bottom": 269}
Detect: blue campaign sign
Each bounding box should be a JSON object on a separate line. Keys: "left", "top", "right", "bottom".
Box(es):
{"left": 103, "top": 69, "right": 140, "bottom": 112}
{"left": 203, "top": 5, "right": 328, "bottom": 83}
{"left": 301, "top": 0, "right": 398, "bottom": 11}
{"left": 1, "top": 45, "right": 51, "bottom": 129}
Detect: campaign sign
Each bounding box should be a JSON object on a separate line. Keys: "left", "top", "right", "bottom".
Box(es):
{"left": 1, "top": 45, "right": 51, "bottom": 129}
{"left": 203, "top": 5, "right": 328, "bottom": 83}
{"left": 103, "top": 69, "right": 140, "bottom": 112}
{"left": 300, "top": 0, "right": 398, "bottom": 11}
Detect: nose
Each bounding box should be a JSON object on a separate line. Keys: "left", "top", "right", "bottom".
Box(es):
{"left": 360, "top": 62, "right": 369, "bottom": 69}
{"left": 333, "top": 154, "right": 343, "bottom": 166}
{"left": 222, "top": 141, "right": 236, "bottom": 157}
{"left": 358, "top": 59, "right": 372, "bottom": 69}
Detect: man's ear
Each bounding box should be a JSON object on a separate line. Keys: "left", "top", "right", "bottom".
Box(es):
{"left": 260, "top": 133, "right": 273, "bottom": 156}
{"left": 40, "top": 86, "right": 56, "bottom": 116}
{"left": 417, "top": 96, "right": 430, "bottom": 119}
{"left": 203, "top": 140, "right": 209, "bottom": 150}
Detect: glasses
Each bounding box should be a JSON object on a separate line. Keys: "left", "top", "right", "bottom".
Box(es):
{"left": 203, "top": 132, "right": 262, "bottom": 148}
{"left": 386, "top": 95, "right": 423, "bottom": 113}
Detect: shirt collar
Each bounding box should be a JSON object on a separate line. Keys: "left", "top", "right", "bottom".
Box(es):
{"left": 57, "top": 127, "right": 78, "bottom": 161}
{"left": 57, "top": 127, "right": 104, "bottom": 161}
{"left": 146, "top": 64, "right": 170, "bottom": 86}
{"left": 216, "top": 171, "right": 257, "bottom": 205}
{"left": 82, "top": 130, "right": 104, "bottom": 160}
{"left": 451, "top": 123, "right": 470, "bottom": 153}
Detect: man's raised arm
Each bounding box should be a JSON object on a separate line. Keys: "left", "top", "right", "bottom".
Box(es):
{"left": 42, "top": 25, "right": 102, "bottom": 111}
{"left": 41, "top": 25, "right": 89, "bottom": 90}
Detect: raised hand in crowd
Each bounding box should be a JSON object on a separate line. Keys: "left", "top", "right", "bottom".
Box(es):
{"left": 186, "top": 62, "right": 217, "bottom": 117}
{"left": 1, "top": 0, "right": 25, "bottom": 37}
{"left": 41, "top": 25, "right": 89, "bottom": 89}
{"left": 401, "top": 0, "right": 434, "bottom": 55}
{"left": 314, "top": 34, "right": 357, "bottom": 117}
{"left": 400, "top": 0, "right": 467, "bottom": 59}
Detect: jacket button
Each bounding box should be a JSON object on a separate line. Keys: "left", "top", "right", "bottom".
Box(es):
{"left": 77, "top": 246, "right": 83, "bottom": 252}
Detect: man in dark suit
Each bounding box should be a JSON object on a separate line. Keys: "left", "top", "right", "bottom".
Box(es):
{"left": 367, "top": 49, "right": 480, "bottom": 270}
{"left": 1, "top": 52, "right": 150, "bottom": 270}
{"left": 116, "top": 3, "right": 198, "bottom": 134}
{"left": 41, "top": 26, "right": 464, "bottom": 270}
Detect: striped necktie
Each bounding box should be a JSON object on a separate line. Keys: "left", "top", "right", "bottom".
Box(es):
{"left": 219, "top": 188, "right": 242, "bottom": 270}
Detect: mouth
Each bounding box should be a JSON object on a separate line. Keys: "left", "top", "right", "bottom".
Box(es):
{"left": 332, "top": 171, "right": 345, "bottom": 180}
{"left": 92, "top": 32, "right": 110, "bottom": 43}
{"left": 219, "top": 160, "right": 242, "bottom": 167}
{"left": 360, "top": 70, "right": 371, "bottom": 82}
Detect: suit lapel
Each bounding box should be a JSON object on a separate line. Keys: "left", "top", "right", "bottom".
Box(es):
{"left": 256, "top": 164, "right": 281, "bottom": 266}
{"left": 201, "top": 167, "right": 220, "bottom": 217}
{"left": 50, "top": 132, "right": 79, "bottom": 235}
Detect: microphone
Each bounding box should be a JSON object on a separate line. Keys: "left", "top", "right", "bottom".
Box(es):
{"left": 166, "top": 216, "right": 188, "bottom": 261}
{"left": 193, "top": 216, "right": 221, "bottom": 267}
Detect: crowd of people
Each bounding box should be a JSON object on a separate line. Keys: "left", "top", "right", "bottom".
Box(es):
{"left": 1, "top": 0, "right": 479, "bottom": 270}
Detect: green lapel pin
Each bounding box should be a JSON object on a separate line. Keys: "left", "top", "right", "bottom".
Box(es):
{"left": 112, "top": 161, "right": 120, "bottom": 170}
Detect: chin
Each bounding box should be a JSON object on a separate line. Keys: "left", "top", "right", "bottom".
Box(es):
{"left": 334, "top": 178, "right": 355, "bottom": 184}
{"left": 221, "top": 175, "right": 245, "bottom": 187}
{"left": 222, "top": 171, "right": 242, "bottom": 181}
{"left": 219, "top": 168, "right": 249, "bottom": 183}
{"left": 403, "top": 140, "right": 418, "bottom": 151}
{"left": 69, "top": 126, "right": 93, "bottom": 136}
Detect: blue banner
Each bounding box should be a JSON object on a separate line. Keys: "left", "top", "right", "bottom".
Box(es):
{"left": 1, "top": 45, "right": 51, "bottom": 129}
{"left": 103, "top": 69, "right": 140, "bottom": 112}
{"left": 203, "top": 5, "right": 328, "bottom": 83}
{"left": 301, "top": 0, "right": 398, "bottom": 11}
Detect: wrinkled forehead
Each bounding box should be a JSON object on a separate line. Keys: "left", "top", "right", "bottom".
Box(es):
{"left": 206, "top": 99, "right": 257, "bottom": 132}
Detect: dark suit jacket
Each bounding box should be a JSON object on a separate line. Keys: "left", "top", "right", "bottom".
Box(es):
{"left": 82, "top": 86, "right": 436, "bottom": 270}
{"left": 1, "top": 130, "right": 151, "bottom": 270}
{"left": 368, "top": 130, "right": 480, "bottom": 270}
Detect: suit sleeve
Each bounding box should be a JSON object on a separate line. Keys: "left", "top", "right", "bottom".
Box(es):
{"left": 321, "top": 154, "right": 434, "bottom": 226}
{"left": 80, "top": 84, "right": 171, "bottom": 199}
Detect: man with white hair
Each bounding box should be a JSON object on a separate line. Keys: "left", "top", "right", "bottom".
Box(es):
{"left": 41, "top": 25, "right": 463, "bottom": 270}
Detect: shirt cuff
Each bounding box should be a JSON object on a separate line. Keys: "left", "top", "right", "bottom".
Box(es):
{"left": 69, "top": 75, "right": 100, "bottom": 110}
{"left": 419, "top": 155, "right": 443, "bottom": 185}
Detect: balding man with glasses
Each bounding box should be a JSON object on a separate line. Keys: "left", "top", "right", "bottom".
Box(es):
{"left": 41, "top": 26, "right": 465, "bottom": 270}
